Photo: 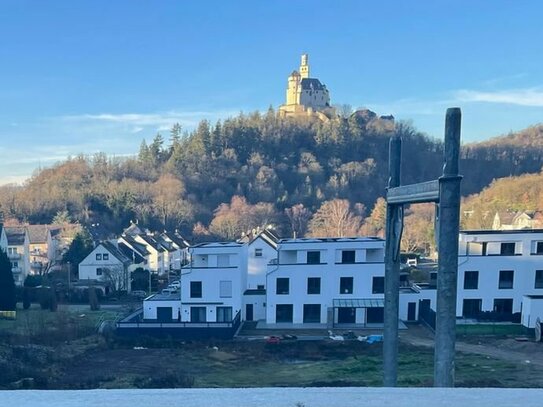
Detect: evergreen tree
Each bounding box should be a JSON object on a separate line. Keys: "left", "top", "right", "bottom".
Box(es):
{"left": 0, "top": 249, "right": 16, "bottom": 311}
{"left": 63, "top": 229, "right": 94, "bottom": 266}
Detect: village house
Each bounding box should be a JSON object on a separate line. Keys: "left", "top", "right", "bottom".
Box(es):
{"left": 4, "top": 226, "right": 31, "bottom": 286}
{"left": 78, "top": 240, "right": 132, "bottom": 294}
{"left": 27, "top": 225, "right": 55, "bottom": 275}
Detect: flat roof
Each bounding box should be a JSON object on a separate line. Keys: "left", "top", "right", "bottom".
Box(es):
{"left": 279, "top": 236, "right": 385, "bottom": 244}
{"left": 461, "top": 229, "right": 543, "bottom": 235}
{"left": 144, "top": 292, "right": 180, "bottom": 301}
{"left": 333, "top": 298, "right": 384, "bottom": 308}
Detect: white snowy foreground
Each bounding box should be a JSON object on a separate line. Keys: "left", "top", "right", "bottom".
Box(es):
{"left": 1, "top": 387, "right": 543, "bottom": 407}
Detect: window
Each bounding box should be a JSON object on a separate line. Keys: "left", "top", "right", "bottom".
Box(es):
{"left": 190, "top": 306, "right": 206, "bottom": 322}
{"left": 341, "top": 250, "right": 356, "bottom": 264}
{"left": 8, "top": 248, "right": 17, "bottom": 255}
{"left": 11, "top": 261, "right": 18, "bottom": 268}
{"left": 217, "top": 255, "right": 230, "bottom": 267}
{"left": 96, "top": 254, "right": 102, "bottom": 261}
{"left": 481, "top": 242, "right": 487, "bottom": 256}
{"left": 276, "top": 278, "right": 289, "bottom": 295}
{"left": 372, "top": 276, "right": 384, "bottom": 294}
{"left": 493, "top": 298, "right": 513, "bottom": 314}
{"left": 303, "top": 304, "right": 321, "bottom": 323}
{"left": 103, "top": 253, "right": 109, "bottom": 261}
{"left": 219, "top": 280, "right": 232, "bottom": 298}
{"left": 462, "top": 299, "right": 482, "bottom": 318}
{"left": 255, "top": 248, "right": 263, "bottom": 257}
{"left": 498, "top": 270, "right": 514, "bottom": 289}
{"left": 536, "top": 270, "right": 543, "bottom": 289}
{"left": 96, "top": 268, "right": 103, "bottom": 276}
{"left": 307, "top": 277, "right": 321, "bottom": 294}
{"left": 500, "top": 242, "right": 515, "bottom": 256}
{"left": 464, "top": 271, "right": 479, "bottom": 290}
{"left": 307, "top": 251, "right": 321, "bottom": 264}
{"left": 216, "top": 306, "right": 233, "bottom": 322}
{"left": 257, "top": 284, "right": 265, "bottom": 290}
{"left": 276, "top": 304, "right": 293, "bottom": 323}
{"left": 190, "top": 281, "right": 202, "bottom": 298}
{"left": 536, "top": 242, "right": 543, "bottom": 255}
{"left": 340, "top": 277, "right": 354, "bottom": 294}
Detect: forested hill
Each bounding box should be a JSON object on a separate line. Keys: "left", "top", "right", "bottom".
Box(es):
{"left": 1, "top": 109, "right": 542, "bottom": 238}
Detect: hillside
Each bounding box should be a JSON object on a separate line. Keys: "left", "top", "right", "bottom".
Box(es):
{"left": 1, "top": 109, "right": 543, "bottom": 239}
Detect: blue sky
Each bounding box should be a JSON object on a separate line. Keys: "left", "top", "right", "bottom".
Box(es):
{"left": 1, "top": 1, "right": 543, "bottom": 184}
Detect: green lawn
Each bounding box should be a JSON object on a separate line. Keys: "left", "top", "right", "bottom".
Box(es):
{"left": 456, "top": 323, "right": 525, "bottom": 336}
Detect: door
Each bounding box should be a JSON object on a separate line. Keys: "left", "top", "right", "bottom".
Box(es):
{"left": 407, "top": 302, "right": 417, "bottom": 321}
{"left": 337, "top": 307, "right": 356, "bottom": 324}
{"left": 245, "top": 304, "right": 254, "bottom": 321}
{"left": 157, "top": 307, "right": 172, "bottom": 322}
{"left": 366, "top": 307, "right": 384, "bottom": 324}
{"left": 463, "top": 299, "right": 482, "bottom": 318}
{"left": 190, "top": 306, "right": 206, "bottom": 322}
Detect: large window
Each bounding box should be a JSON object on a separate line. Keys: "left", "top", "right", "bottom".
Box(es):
{"left": 307, "top": 277, "right": 321, "bottom": 294}
{"left": 536, "top": 242, "right": 543, "bottom": 255}
{"left": 535, "top": 270, "right": 543, "bottom": 289}
{"left": 190, "top": 306, "right": 206, "bottom": 322}
{"left": 462, "top": 299, "right": 482, "bottom": 318}
{"left": 340, "top": 277, "right": 354, "bottom": 294}
{"left": 276, "top": 278, "right": 289, "bottom": 295}
{"left": 276, "top": 304, "right": 293, "bottom": 323}
{"left": 500, "top": 242, "right": 516, "bottom": 256}
{"left": 463, "top": 271, "right": 479, "bottom": 290}
{"left": 341, "top": 250, "right": 356, "bottom": 264}
{"left": 498, "top": 270, "right": 514, "bottom": 289}
{"left": 190, "top": 281, "right": 202, "bottom": 298}
{"left": 493, "top": 298, "right": 513, "bottom": 314}
{"left": 219, "top": 280, "right": 232, "bottom": 298}
{"left": 303, "top": 304, "right": 321, "bottom": 323}
{"left": 216, "top": 306, "right": 233, "bottom": 322}
{"left": 372, "top": 276, "right": 384, "bottom": 294}
{"left": 307, "top": 251, "right": 321, "bottom": 264}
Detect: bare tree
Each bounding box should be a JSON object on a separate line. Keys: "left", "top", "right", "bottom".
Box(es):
{"left": 285, "top": 204, "right": 312, "bottom": 238}
{"left": 308, "top": 199, "right": 362, "bottom": 237}
{"left": 102, "top": 264, "right": 130, "bottom": 293}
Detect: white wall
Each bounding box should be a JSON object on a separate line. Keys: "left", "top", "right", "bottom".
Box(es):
{"left": 266, "top": 239, "right": 385, "bottom": 325}
{"left": 521, "top": 296, "right": 543, "bottom": 328}
{"left": 143, "top": 299, "right": 181, "bottom": 320}
{"left": 247, "top": 237, "right": 276, "bottom": 289}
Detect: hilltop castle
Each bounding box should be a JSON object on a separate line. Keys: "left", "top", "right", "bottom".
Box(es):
{"left": 279, "top": 54, "right": 334, "bottom": 119}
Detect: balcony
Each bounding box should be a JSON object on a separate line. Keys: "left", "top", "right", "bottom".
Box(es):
{"left": 8, "top": 253, "right": 21, "bottom": 260}
{"left": 11, "top": 267, "right": 23, "bottom": 274}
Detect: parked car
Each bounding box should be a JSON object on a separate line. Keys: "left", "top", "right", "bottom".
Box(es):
{"left": 131, "top": 290, "right": 148, "bottom": 298}
{"left": 168, "top": 280, "right": 180, "bottom": 289}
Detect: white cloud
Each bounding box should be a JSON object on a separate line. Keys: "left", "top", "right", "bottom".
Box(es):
{"left": 454, "top": 88, "right": 543, "bottom": 107}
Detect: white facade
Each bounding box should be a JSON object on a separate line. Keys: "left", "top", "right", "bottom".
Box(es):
{"left": 133, "top": 234, "right": 166, "bottom": 274}
{"left": 5, "top": 227, "right": 31, "bottom": 286}
{"left": 179, "top": 243, "right": 247, "bottom": 323}
{"left": 78, "top": 242, "right": 131, "bottom": 292}
{"left": 521, "top": 295, "right": 543, "bottom": 328}
{"left": 265, "top": 238, "right": 386, "bottom": 325}
{"left": 0, "top": 226, "right": 7, "bottom": 252}
{"left": 246, "top": 235, "right": 277, "bottom": 290}
{"left": 457, "top": 230, "right": 543, "bottom": 317}
{"left": 143, "top": 296, "right": 181, "bottom": 321}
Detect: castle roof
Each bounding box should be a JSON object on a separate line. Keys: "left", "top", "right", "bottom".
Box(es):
{"left": 300, "top": 78, "right": 326, "bottom": 91}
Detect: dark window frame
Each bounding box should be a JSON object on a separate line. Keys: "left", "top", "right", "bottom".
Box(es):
{"left": 372, "top": 276, "right": 384, "bottom": 294}
{"left": 341, "top": 250, "right": 356, "bottom": 264}
{"left": 276, "top": 277, "right": 290, "bottom": 295}
{"left": 340, "top": 277, "right": 354, "bottom": 294}
{"left": 498, "top": 270, "right": 514, "bottom": 289}
{"left": 500, "top": 242, "right": 516, "bottom": 256}
{"left": 190, "top": 281, "right": 203, "bottom": 298}
{"left": 306, "top": 251, "right": 321, "bottom": 264}
{"left": 464, "top": 271, "right": 479, "bottom": 290}
{"left": 535, "top": 270, "right": 543, "bottom": 289}
{"left": 307, "top": 277, "right": 321, "bottom": 294}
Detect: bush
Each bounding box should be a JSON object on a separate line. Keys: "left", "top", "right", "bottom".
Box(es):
{"left": 38, "top": 287, "right": 52, "bottom": 310}
{"left": 24, "top": 275, "right": 43, "bottom": 288}
{"left": 22, "top": 288, "right": 31, "bottom": 310}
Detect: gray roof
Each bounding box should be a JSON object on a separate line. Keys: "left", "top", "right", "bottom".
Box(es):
{"left": 100, "top": 241, "right": 131, "bottom": 264}
{"left": 5, "top": 227, "right": 26, "bottom": 245}
{"left": 27, "top": 225, "right": 50, "bottom": 244}
{"left": 301, "top": 78, "right": 326, "bottom": 91}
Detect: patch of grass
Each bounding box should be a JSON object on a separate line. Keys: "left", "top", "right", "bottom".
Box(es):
{"left": 456, "top": 324, "right": 525, "bottom": 336}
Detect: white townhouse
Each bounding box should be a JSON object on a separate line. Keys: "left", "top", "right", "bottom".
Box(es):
{"left": 78, "top": 241, "right": 132, "bottom": 294}
{"left": 239, "top": 228, "right": 279, "bottom": 290}
{"left": 265, "top": 237, "right": 386, "bottom": 326}
{"left": 457, "top": 229, "right": 543, "bottom": 318}
{"left": 4, "top": 227, "right": 31, "bottom": 286}
{"left": 157, "top": 231, "right": 190, "bottom": 272}
{"left": 179, "top": 242, "right": 247, "bottom": 323}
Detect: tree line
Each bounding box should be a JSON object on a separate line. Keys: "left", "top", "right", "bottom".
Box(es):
{"left": 1, "top": 109, "right": 542, "bottom": 248}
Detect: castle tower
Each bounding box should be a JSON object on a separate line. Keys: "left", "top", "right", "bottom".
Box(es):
{"left": 299, "top": 53, "right": 310, "bottom": 79}
{"left": 286, "top": 70, "right": 301, "bottom": 105}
